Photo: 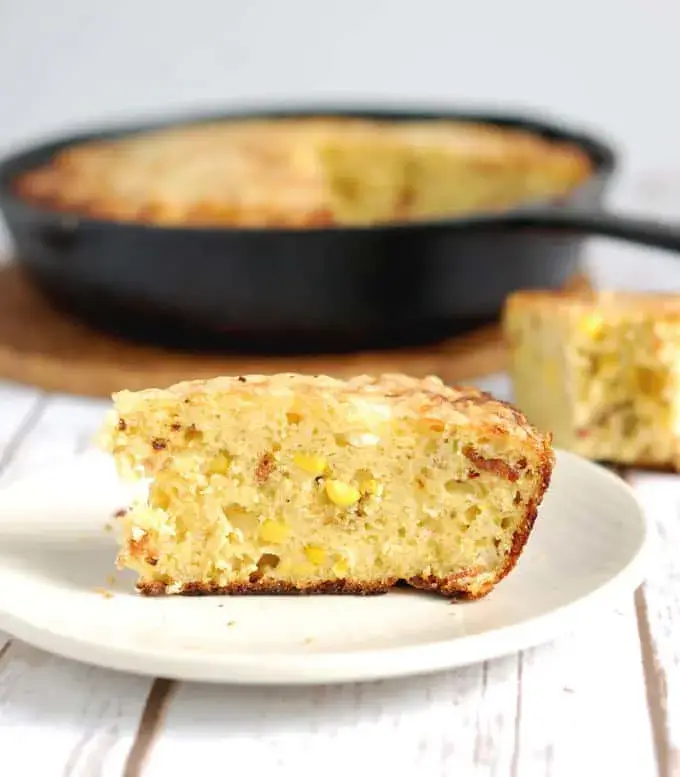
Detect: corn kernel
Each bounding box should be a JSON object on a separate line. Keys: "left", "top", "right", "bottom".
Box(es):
{"left": 259, "top": 519, "right": 290, "bottom": 544}
{"left": 579, "top": 314, "right": 604, "bottom": 338}
{"left": 360, "top": 478, "right": 383, "bottom": 498}
{"left": 325, "top": 479, "right": 361, "bottom": 507}
{"left": 333, "top": 559, "right": 349, "bottom": 577}
{"left": 304, "top": 545, "right": 326, "bottom": 565}
{"left": 293, "top": 453, "right": 328, "bottom": 476}
{"left": 209, "top": 451, "right": 231, "bottom": 474}
{"left": 286, "top": 411, "right": 303, "bottom": 425}
{"left": 149, "top": 484, "right": 170, "bottom": 510}
{"left": 592, "top": 353, "right": 617, "bottom": 374}
{"left": 636, "top": 367, "right": 664, "bottom": 395}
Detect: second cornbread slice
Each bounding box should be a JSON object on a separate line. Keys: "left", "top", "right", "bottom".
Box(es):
{"left": 504, "top": 289, "right": 680, "bottom": 469}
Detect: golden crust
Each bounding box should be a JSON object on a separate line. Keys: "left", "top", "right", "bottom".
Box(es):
{"left": 505, "top": 289, "right": 680, "bottom": 319}
{"left": 13, "top": 117, "right": 592, "bottom": 228}
{"left": 106, "top": 372, "right": 549, "bottom": 453}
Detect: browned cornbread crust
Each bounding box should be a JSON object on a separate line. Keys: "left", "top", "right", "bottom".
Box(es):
{"left": 506, "top": 288, "right": 680, "bottom": 314}
{"left": 134, "top": 528, "right": 547, "bottom": 601}
{"left": 102, "top": 373, "right": 555, "bottom": 599}
{"left": 13, "top": 117, "right": 592, "bottom": 228}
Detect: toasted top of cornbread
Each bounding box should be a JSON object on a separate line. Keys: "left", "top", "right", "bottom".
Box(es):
{"left": 108, "top": 372, "right": 548, "bottom": 448}
{"left": 506, "top": 289, "right": 680, "bottom": 320}
{"left": 13, "top": 116, "right": 592, "bottom": 227}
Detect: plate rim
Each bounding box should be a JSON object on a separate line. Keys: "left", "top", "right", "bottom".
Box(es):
{"left": 0, "top": 448, "right": 649, "bottom": 685}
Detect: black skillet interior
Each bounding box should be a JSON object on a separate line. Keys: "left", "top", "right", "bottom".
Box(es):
{"left": 1, "top": 105, "right": 678, "bottom": 355}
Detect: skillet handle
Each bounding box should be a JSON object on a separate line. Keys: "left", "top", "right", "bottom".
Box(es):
{"left": 501, "top": 209, "right": 680, "bottom": 253}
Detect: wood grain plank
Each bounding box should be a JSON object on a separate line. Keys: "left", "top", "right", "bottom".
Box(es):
{"left": 513, "top": 601, "right": 657, "bottom": 777}
{"left": 636, "top": 587, "right": 671, "bottom": 777}
{"left": 123, "top": 679, "right": 176, "bottom": 777}
{"left": 474, "top": 657, "right": 520, "bottom": 776}
{"left": 141, "top": 661, "right": 518, "bottom": 777}
{"left": 0, "top": 394, "right": 154, "bottom": 777}
{"left": 628, "top": 471, "right": 680, "bottom": 776}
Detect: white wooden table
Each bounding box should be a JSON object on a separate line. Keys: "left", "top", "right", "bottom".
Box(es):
{"left": 1, "top": 177, "right": 680, "bottom": 777}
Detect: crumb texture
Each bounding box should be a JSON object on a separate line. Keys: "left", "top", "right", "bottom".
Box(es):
{"left": 14, "top": 117, "right": 591, "bottom": 227}
{"left": 504, "top": 289, "right": 680, "bottom": 469}
{"left": 99, "top": 372, "right": 554, "bottom": 599}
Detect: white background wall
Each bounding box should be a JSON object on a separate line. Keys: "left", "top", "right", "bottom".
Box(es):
{"left": 0, "top": 0, "right": 676, "bottom": 172}
{"left": 0, "top": 0, "right": 678, "bottom": 283}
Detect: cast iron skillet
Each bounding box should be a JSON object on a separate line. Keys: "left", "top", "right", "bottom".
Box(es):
{"left": 1, "top": 105, "right": 679, "bottom": 354}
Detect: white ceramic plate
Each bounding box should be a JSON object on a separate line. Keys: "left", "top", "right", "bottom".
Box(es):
{"left": 0, "top": 449, "right": 647, "bottom": 685}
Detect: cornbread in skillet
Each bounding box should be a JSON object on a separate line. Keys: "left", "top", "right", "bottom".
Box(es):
{"left": 14, "top": 117, "right": 592, "bottom": 227}
{"left": 99, "top": 373, "right": 554, "bottom": 599}
{"left": 504, "top": 289, "right": 680, "bottom": 469}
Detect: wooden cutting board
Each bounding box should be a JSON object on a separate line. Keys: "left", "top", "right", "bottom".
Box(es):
{"left": 0, "top": 265, "right": 590, "bottom": 398}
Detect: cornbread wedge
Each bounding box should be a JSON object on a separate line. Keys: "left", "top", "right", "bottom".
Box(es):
{"left": 99, "top": 373, "right": 554, "bottom": 599}
{"left": 504, "top": 289, "right": 680, "bottom": 469}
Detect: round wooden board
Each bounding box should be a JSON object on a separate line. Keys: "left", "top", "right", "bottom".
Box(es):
{"left": 0, "top": 265, "right": 520, "bottom": 398}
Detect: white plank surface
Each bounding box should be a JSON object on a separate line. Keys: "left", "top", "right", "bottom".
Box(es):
{"left": 0, "top": 642, "right": 152, "bottom": 777}
{"left": 514, "top": 602, "right": 656, "bottom": 777}
{"left": 0, "top": 387, "right": 152, "bottom": 777}
{"left": 141, "top": 608, "right": 654, "bottom": 777}
{"left": 0, "top": 382, "right": 43, "bottom": 656}
{"left": 629, "top": 472, "right": 680, "bottom": 776}
{"left": 143, "top": 662, "right": 509, "bottom": 777}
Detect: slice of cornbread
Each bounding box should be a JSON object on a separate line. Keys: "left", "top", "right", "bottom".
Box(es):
{"left": 99, "top": 373, "right": 554, "bottom": 599}
{"left": 504, "top": 289, "right": 680, "bottom": 469}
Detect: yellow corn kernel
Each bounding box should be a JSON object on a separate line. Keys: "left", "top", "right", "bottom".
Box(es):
{"left": 591, "top": 353, "right": 617, "bottom": 375}
{"left": 579, "top": 314, "right": 604, "bottom": 338}
{"left": 149, "top": 484, "right": 170, "bottom": 510}
{"left": 636, "top": 367, "right": 664, "bottom": 395}
{"left": 293, "top": 453, "right": 328, "bottom": 476}
{"left": 259, "top": 519, "right": 290, "bottom": 544}
{"left": 209, "top": 451, "right": 231, "bottom": 474}
{"left": 332, "top": 559, "right": 349, "bottom": 577}
{"left": 304, "top": 545, "right": 326, "bottom": 565}
{"left": 325, "top": 479, "right": 361, "bottom": 507}
{"left": 286, "top": 411, "right": 303, "bottom": 425}
{"left": 359, "top": 478, "right": 383, "bottom": 498}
